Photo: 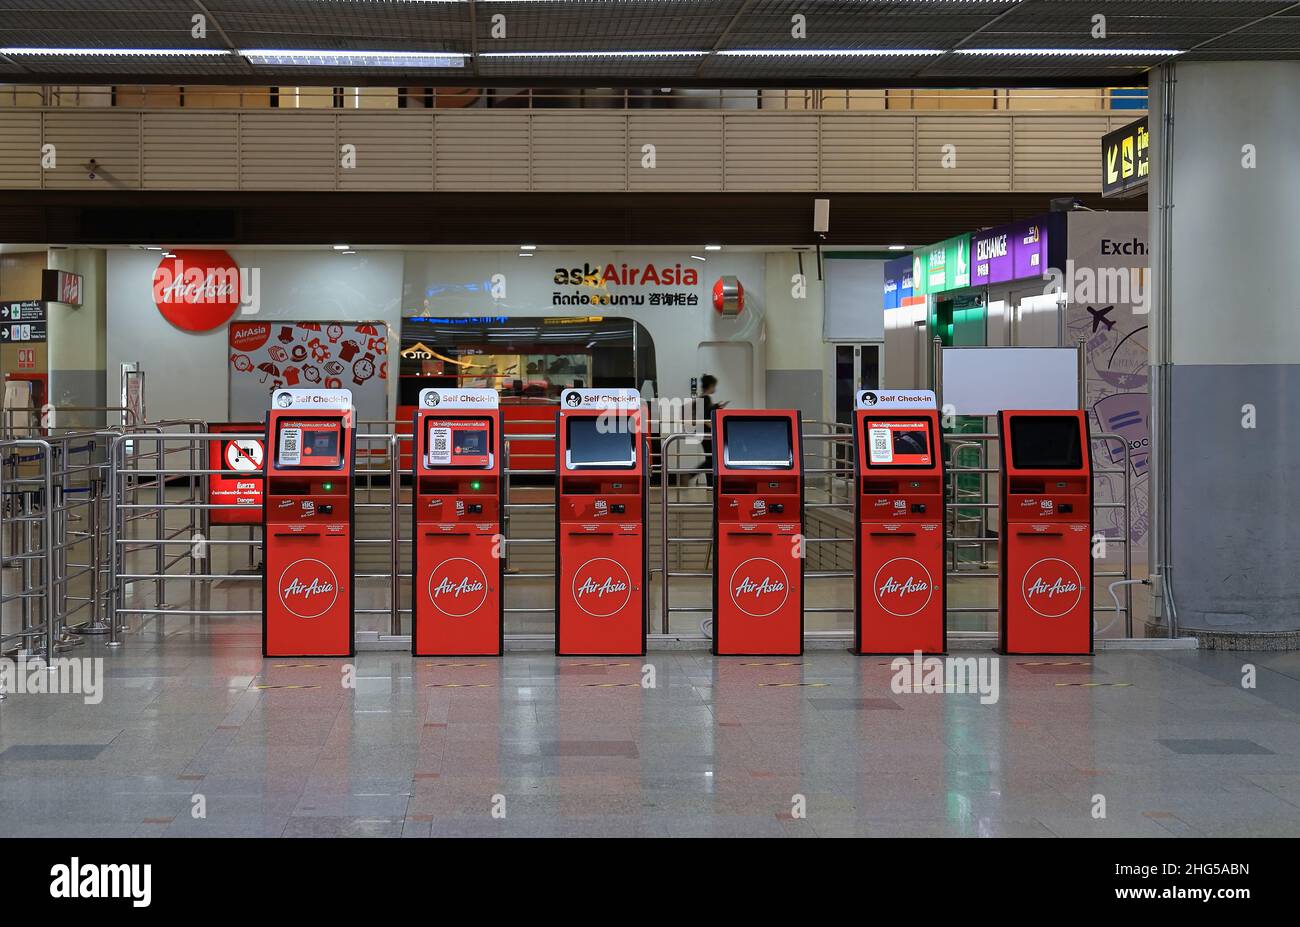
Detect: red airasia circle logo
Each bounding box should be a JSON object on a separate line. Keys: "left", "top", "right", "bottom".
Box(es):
{"left": 729, "top": 557, "right": 789, "bottom": 618}
{"left": 1021, "top": 557, "right": 1083, "bottom": 619}
{"left": 571, "top": 558, "right": 631, "bottom": 618}
{"left": 872, "top": 557, "right": 933, "bottom": 618}
{"left": 278, "top": 558, "right": 339, "bottom": 620}
{"left": 427, "top": 557, "right": 488, "bottom": 618}
{"left": 153, "top": 249, "right": 241, "bottom": 332}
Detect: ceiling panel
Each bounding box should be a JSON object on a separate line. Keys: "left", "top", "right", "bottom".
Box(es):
{"left": 0, "top": 0, "right": 1295, "bottom": 87}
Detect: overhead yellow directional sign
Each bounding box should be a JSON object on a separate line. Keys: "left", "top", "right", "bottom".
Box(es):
{"left": 1102, "top": 116, "right": 1149, "bottom": 198}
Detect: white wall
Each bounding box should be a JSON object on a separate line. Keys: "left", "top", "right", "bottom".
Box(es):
{"left": 106, "top": 248, "right": 772, "bottom": 423}
{"left": 106, "top": 249, "right": 405, "bottom": 423}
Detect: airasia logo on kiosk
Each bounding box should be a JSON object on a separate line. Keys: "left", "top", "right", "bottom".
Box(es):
{"left": 278, "top": 558, "right": 339, "bottom": 620}
{"left": 153, "top": 249, "right": 241, "bottom": 332}
{"left": 729, "top": 558, "right": 789, "bottom": 618}
{"left": 571, "top": 558, "right": 631, "bottom": 618}
{"left": 872, "top": 557, "right": 933, "bottom": 618}
{"left": 427, "top": 558, "right": 488, "bottom": 618}
{"left": 1022, "top": 558, "right": 1084, "bottom": 618}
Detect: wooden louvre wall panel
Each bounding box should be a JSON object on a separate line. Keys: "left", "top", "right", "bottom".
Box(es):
{"left": 434, "top": 112, "right": 530, "bottom": 191}
{"left": 142, "top": 112, "right": 238, "bottom": 190}
{"left": 0, "top": 111, "right": 42, "bottom": 189}
{"left": 239, "top": 112, "right": 337, "bottom": 190}
{"left": 916, "top": 116, "right": 1011, "bottom": 192}
{"left": 531, "top": 113, "right": 627, "bottom": 191}
{"left": 42, "top": 111, "right": 141, "bottom": 189}
{"left": 626, "top": 114, "right": 723, "bottom": 191}
{"left": 724, "top": 115, "right": 819, "bottom": 191}
{"left": 336, "top": 112, "right": 433, "bottom": 191}
{"left": 1012, "top": 115, "right": 1110, "bottom": 192}
{"left": 819, "top": 114, "right": 916, "bottom": 191}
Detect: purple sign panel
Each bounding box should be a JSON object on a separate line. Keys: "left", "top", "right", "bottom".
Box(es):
{"left": 971, "top": 227, "right": 1013, "bottom": 286}
{"left": 1013, "top": 219, "right": 1049, "bottom": 280}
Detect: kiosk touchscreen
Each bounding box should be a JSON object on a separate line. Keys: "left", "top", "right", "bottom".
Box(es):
{"left": 263, "top": 388, "right": 355, "bottom": 657}
{"left": 413, "top": 388, "right": 503, "bottom": 656}
{"left": 712, "top": 409, "right": 803, "bottom": 655}
{"left": 854, "top": 390, "right": 945, "bottom": 654}
{"left": 997, "top": 409, "right": 1093, "bottom": 654}
{"left": 555, "top": 388, "right": 647, "bottom": 656}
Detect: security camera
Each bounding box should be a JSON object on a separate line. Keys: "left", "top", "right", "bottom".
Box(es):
{"left": 87, "top": 158, "right": 98, "bottom": 180}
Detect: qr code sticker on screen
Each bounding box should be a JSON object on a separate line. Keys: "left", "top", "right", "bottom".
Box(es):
{"left": 430, "top": 426, "right": 451, "bottom": 465}
{"left": 279, "top": 428, "right": 302, "bottom": 466}
{"left": 869, "top": 427, "right": 891, "bottom": 464}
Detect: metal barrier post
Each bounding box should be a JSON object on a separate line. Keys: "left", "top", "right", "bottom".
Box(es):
{"left": 389, "top": 434, "right": 401, "bottom": 637}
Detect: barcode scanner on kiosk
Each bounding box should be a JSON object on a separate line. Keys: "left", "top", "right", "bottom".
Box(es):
{"left": 997, "top": 409, "right": 1094, "bottom": 655}
{"left": 262, "top": 388, "right": 355, "bottom": 658}
{"left": 712, "top": 408, "right": 804, "bottom": 656}
{"left": 555, "top": 388, "right": 648, "bottom": 656}
{"left": 853, "top": 390, "right": 946, "bottom": 655}
{"left": 413, "top": 388, "right": 504, "bottom": 656}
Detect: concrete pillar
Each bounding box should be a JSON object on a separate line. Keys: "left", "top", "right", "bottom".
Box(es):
{"left": 1150, "top": 61, "right": 1300, "bottom": 648}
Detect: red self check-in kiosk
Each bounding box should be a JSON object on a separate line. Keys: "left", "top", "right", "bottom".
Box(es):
{"left": 555, "top": 388, "right": 647, "bottom": 656}
{"left": 263, "top": 388, "right": 355, "bottom": 658}
{"left": 997, "top": 409, "right": 1093, "bottom": 655}
{"left": 854, "top": 390, "right": 945, "bottom": 654}
{"left": 712, "top": 409, "right": 803, "bottom": 656}
{"left": 413, "top": 387, "right": 503, "bottom": 656}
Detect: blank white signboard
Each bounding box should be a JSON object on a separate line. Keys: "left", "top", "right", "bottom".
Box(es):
{"left": 941, "top": 347, "right": 1078, "bottom": 416}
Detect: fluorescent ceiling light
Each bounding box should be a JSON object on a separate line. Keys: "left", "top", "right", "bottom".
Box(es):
{"left": 342, "top": 250, "right": 356, "bottom": 255}
{"left": 517, "top": 252, "right": 534, "bottom": 258}
{"left": 242, "top": 49, "right": 467, "bottom": 67}
{"left": 333, "top": 244, "right": 350, "bottom": 251}
{"left": 716, "top": 49, "right": 944, "bottom": 57}
{"left": 955, "top": 48, "right": 1182, "bottom": 56}
{"left": 519, "top": 244, "right": 537, "bottom": 251}
{"left": 690, "top": 255, "right": 707, "bottom": 262}
{"left": 888, "top": 245, "right": 906, "bottom": 251}
{"left": 480, "top": 50, "right": 710, "bottom": 58}
{"left": 704, "top": 244, "right": 722, "bottom": 251}
{"left": 0, "top": 47, "right": 229, "bottom": 56}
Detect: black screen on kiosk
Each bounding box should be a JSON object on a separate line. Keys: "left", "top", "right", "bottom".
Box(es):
{"left": 723, "top": 417, "right": 793, "bottom": 469}
{"left": 1009, "top": 415, "right": 1084, "bottom": 470}
{"left": 566, "top": 416, "right": 636, "bottom": 469}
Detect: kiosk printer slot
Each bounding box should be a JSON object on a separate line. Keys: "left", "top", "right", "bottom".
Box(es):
{"left": 997, "top": 409, "right": 1094, "bottom": 655}
{"left": 555, "top": 388, "right": 647, "bottom": 656}
{"left": 712, "top": 409, "right": 804, "bottom": 655}
{"left": 413, "top": 388, "right": 504, "bottom": 656}
{"left": 854, "top": 390, "right": 946, "bottom": 654}
{"left": 263, "top": 388, "right": 355, "bottom": 658}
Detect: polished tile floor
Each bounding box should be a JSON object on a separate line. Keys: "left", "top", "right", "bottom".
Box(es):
{"left": 2, "top": 616, "right": 1299, "bottom": 838}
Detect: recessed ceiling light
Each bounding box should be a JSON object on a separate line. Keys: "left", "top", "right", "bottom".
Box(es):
{"left": 479, "top": 50, "right": 710, "bottom": 58}
{"left": 517, "top": 252, "right": 534, "bottom": 258}
{"left": 342, "top": 250, "right": 356, "bottom": 255}
{"left": 519, "top": 244, "right": 537, "bottom": 251}
{"left": 241, "top": 49, "right": 467, "bottom": 67}
{"left": 0, "top": 47, "right": 230, "bottom": 56}
{"left": 955, "top": 48, "right": 1182, "bottom": 57}
{"left": 333, "top": 245, "right": 350, "bottom": 251}
{"left": 888, "top": 245, "right": 906, "bottom": 251}
{"left": 704, "top": 244, "right": 722, "bottom": 251}
{"left": 716, "top": 49, "right": 944, "bottom": 57}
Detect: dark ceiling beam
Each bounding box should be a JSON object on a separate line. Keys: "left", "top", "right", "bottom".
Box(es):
{"left": 0, "top": 72, "right": 1148, "bottom": 90}
{"left": 0, "top": 190, "right": 1144, "bottom": 248}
